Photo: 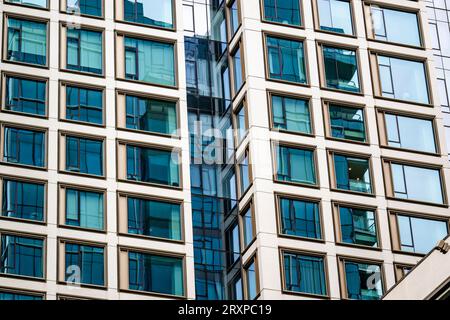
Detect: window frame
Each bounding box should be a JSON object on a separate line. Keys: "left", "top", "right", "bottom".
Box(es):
{"left": 0, "top": 175, "right": 47, "bottom": 225}
{"left": 317, "top": 41, "right": 363, "bottom": 95}
{"left": 232, "top": 96, "right": 249, "bottom": 150}
{"left": 57, "top": 237, "right": 107, "bottom": 289}
{"left": 236, "top": 146, "right": 252, "bottom": 199}
{"left": 226, "top": 0, "right": 242, "bottom": 43}
{"left": 331, "top": 201, "right": 380, "bottom": 250}
{"left": 0, "top": 286, "right": 45, "bottom": 300}
{"left": 275, "top": 193, "right": 324, "bottom": 242}
{"left": 279, "top": 248, "right": 330, "bottom": 298}
{"left": 115, "top": 89, "right": 180, "bottom": 138}
{"left": 381, "top": 157, "right": 447, "bottom": 207}
{"left": 242, "top": 252, "right": 260, "bottom": 300}
{"left": 260, "top": 0, "right": 304, "bottom": 29}
{"left": 238, "top": 198, "right": 256, "bottom": 253}
{"left": 4, "top": 0, "right": 49, "bottom": 11}
{"left": 375, "top": 107, "right": 440, "bottom": 156}
{"left": 387, "top": 209, "right": 450, "bottom": 256}
{"left": 60, "top": 0, "right": 105, "bottom": 20}
{"left": 393, "top": 263, "right": 415, "bottom": 282}
{"left": 312, "top": 0, "right": 357, "bottom": 38}
{"left": 2, "top": 12, "right": 50, "bottom": 69}
{"left": 58, "top": 131, "right": 106, "bottom": 179}
{"left": 322, "top": 99, "right": 368, "bottom": 145}
{"left": 1, "top": 71, "right": 49, "bottom": 119}
{"left": 229, "top": 39, "right": 246, "bottom": 98}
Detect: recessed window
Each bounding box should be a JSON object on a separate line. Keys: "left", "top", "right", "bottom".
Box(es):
{"left": 275, "top": 145, "right": 316, "bottom": 186}
{"left": 339, "top": 258, "right": 383, "bottom": 300}
{"left": 122, "top": 35, "right": 176, "bottom": 87}
{"left": 62, "top": 241, "right": 105, "bottom": 286}
{"left": 238, "top": 149, "right": 251, "bottom": 196}
{"left": 335, "top": 204, "right": 377, "bottom": 247}
{"left": 316, "top": 0, "right": 353, "bottom": 35}
{"left": 262, "top": 0, "right": 302, "bottom": 26}
{"left": 123, "top": 0, "right": 174, "bottom": 29}
{"left": 64, "top": 84, "right": 103, "bottom": 125}
{"left": 232, "top": 45, "right": 244, "bottom": 94}
{"left": 2, "top": 125, "right": 46, "bottom": 168}
{"left": 244, "top": 256, "right": 258, "bottom": 299}
{"left": 226, "top": 220, "right": 240, "bottom": 267}
{"left": 228, "top": 274, "right": 243, "bottom": 300}
{"left": 271, "top": 94, "right": 311, "bottom": 134}
{"left": 222, "top": 168, "right": 238, "bottom": 214}
{"left": 0, "top": 233, "right": 44, "bottom": 279}
{"left": 63, "top": 135, "right": 104, "bottom": 177}
{"left": 0, "top": 289, "right": 43, "bottom": 300}
{"left": 66, "top": 0, "right": 102, "bottom": 17}
{"left": 240, "top": 204, "right": 255, "bottom": 249}
{"left": 282, "top": 251, "right": 327, "bottom": 296}
{"left": 5, "top": 0, "right": 47, "bottom": 9}
{"left": 331, "top": 153, "right": 372, "bottom": 194}
{"left": 265, "top": 35, "right": 307, "bottom": 84}
{"left": 65, "top": 27, "right": 103, "bottom": 75}
{"left": 367, "top": 4, "right": 421, "bottom": 47}
{"left": 234, "top": 102, "right": 248, "bottom": 145}
{"left": 126, "top": 196, "right": 182, "bottom": 241}
{"left": 278, "top": 196, "right": 321, "bottom": 240}
{"left": 320, "top": 45, "right": 360, "bottom": 93}
{"left": 1, "top": 177, "right": 45, "bottom": 222}
{"left": 3, "top": 74, "right": 46, "bottom": 116}
{"left": 326, "top": 103, "right": 366, "bottom": 142}
{"left": 5, "top": 17, "right": 47, "bottom": 66}
{"left": 63, "top": 186, "right": 104, "bottom": 230}
{"left": 372, "top": 53, "right": 429, "bottom": 104}
{"left": 228, "top": 0, "right": 240, "bottom": 38}
{"left": 385, "top": 161, "right": 444, "bottom": 204}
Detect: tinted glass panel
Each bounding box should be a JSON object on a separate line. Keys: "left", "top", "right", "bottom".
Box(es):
{"left": 334, "top": 154, "right": 372, "bottom": 193}
{"left": 242, "top": 207, "right": 254, "bottom": 248}
{"left": 65, "top": 188, "right": 104, "bottom": 230}
{"left": 329, "top": 104, "right": 365, "bottom": 142}
{"left": 5, "top": 76, "right": 46, "bottom": 116}
{"left": 128, "top": 252, "right": 184, "bottom": 296}
{"left": 2, "top": 179, "right": 44, "bottom": 222}
{"left": 67, "top": 0, "right": 102, "bottom": 17}
{"left": 272, "top": 95, "right": 311, "bottom": 134}
{"left": 124, "top": 0, "right": 173, "bottom": 29}
{"left": 318, "top": 0, "right": 353, "bottom": 35}
{"left": 6, "top": 0, "right": 47, "bottom": 8}
{"left": 229, "top": 0, "right": 240, "bottom": 37}
{"left": 263, "top": 0, "right": 301, "bottom": 26}
{"left": 276, "top": 146, "right": 316, "bottom": 185}
{"left": 67, "top": 28, "right": 103, "bottom": 75}
{"left": 3, "top": 127, "right": 45, "bottom": 167}
{"left": 266, "top": 36, "right": 306, "bottom": 84}
{"left": 65, "top": 243, "right": 104, "bottom": 286}
{"left": 344, "top": 261, "right": 383, "bottom": 300}
{"left": 323, "top": 46, "right": 360, "bottom": 92}
{"left": 66, "top": 85, "right": 103, "bottom": 125}
{"left": 225, "top": 222, "right": 240, "bottom": 267}
{"left": 65, "top": 136, "right": 103, "bottom": 176}
{"left": 279, "top": 197, "right": 321, "bottom": 239}
{"left": 283, "top": 252, "right": 327, "bottom": 296}
{"left": 339, "top": 206, "right": 377, "bottom": 247}
{"left": 238, "top": 153, "right": 250, "bottom": 194}
{"left": 246, "top": 260, "right": 258, "bottom": 299}
{"left": 233, "top": 47, "right": 243, "bottom": 92}
{"left": 0, "top": 290, "right": 42, "bottom": 300}
{"left": 127, "top": 197, "right": 181, "bottom": 240}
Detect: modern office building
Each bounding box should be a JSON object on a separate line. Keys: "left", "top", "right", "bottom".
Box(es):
{"left": 0, "top": 0, "right": 449, "bottom": 300}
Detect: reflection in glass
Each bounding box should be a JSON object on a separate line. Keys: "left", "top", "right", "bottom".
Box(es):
{"left": 323, "top": 46, "right": 360, "bottom": 92}
{"left": 263, "top": 0, "right": 301, "bottom": 26}
{"left": 124, "top": 0, "right": 173, "bottom": 29}
{"left": 276, "top": 146, "right": 316, "bottom": 185}
{"left": 334, "top": 154, "right": 372, "bottom": 193}
{"left": 339, "top": 206, "right": 377, "bottom": 247}
{"left": 329, "top": 104, "right": 365, "bottom": 142}
{"left": 318, "top": 0, "right": 353, "bottom": 35}
{"left": 272, "top": 95, "right": 311, "bottom": 134}
{"left": 344, "top": 261, "right": 383, "bottom": 300}
{"left": 279, "top": 197, "right": 321, "bottom": 239}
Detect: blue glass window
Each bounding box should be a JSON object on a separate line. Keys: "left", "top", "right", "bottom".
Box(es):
{"left": 241, "top": 206, "right": 254, "bottom": 248}
{"left": 334, "top": 154, "right": 372, "bottom": 194}
{"left": 283, "top": 252, "right": 327, "bottom": 296}
{"left": 232, "top": 47, "right": 244, "bottom": 93}
{"left": 318, "top": 0, "right": 353, "bottom": 35}
{"left": 65, "top": 188, "right": 104, "bottom": 230}
{"left": 229, "top": 0, "right": 240, "bottom": 37}
{"left": 344, "top": 260, "right": 383, "bottom": 300}
{"left": 127, "top": 196, "right": 181, "bottom": 240}
{"left": 0, "top": 290, "right": 43, "bottom": 300}
{"left": 2, "top": 178, "right": 45, "bottom": 222}
{"left": 263, "top": 0, "right": 301, "bottom": 26}
{"left": 245, "top": 258, "right": 258, "bottom": 299}
{"left": 4, "top": 75, "right": 46, "bottom": 116}
{"left": 266, "top": 36, "right": 306, "bottom": 84}
{"left": 271, "top": 95, "right": 311, "bottom": 134}
{"left": 329, "top": 104, "right": 366, "bottom": 142}
{"left": 66, "top": 85, "right": 103, "bottom": 125}
{"left": 238, "top": 151, "right": 250, "bottom": 195}
{"left": 6, "top": 0, "right": 47, "bottom": 9}
{"left": 339, "top": 206, "right": 377, "bottom": 247}
{"left": 0, "top": 234, "right": 44, "bottom": 278}
{"left": 128, "top": 251, "right": 184, "bottom": 296}
{"left": 124, "top": 0, "right": 174, "bottom": 29}
{"left": 276, "top": 145, "right": 316, "bottom": 185}
{"left": 3, "top": 126, "right": 45, "bottom": 167}
{"left": 65, "top": 136, "right": 103, "bottom": 176}
{"left": 67, "top": 0, "right": 102, "bottom": 17}
{"left": 7, "top": 18, "right": 47, "bottom": 66}
{"left": 126, "top": 145, "right": 180, "bottom": 187}
{"left": 67, "top": 28, "right": 103, "bottom": 75}
{"left": 323, "top": 45, "right": 360, "bottom": 92}
{"left": 279, "top": 197, "right": 321, "bottom": 239}
{"left": 125, "top": 95, "right": 177, "bottom": 135}
{"left": 225, "top": 221, "right": 240, "bottom": 267}
{"left": 65, "top": 243, "right": 104, "bottom": 286}
{"left": 124, "top": 37, "right": 175, "bottom": 86}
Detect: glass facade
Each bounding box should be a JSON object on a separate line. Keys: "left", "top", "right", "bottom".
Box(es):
{"left": 4, "top": 75, "right": 46, "bottom": 116}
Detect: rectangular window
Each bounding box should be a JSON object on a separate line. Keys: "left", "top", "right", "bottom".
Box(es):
{"left": 3, "top": 74, "right": 46, "bottom": 116}
{"left": 64, "top": 135, "right": 104, "bottom": 177}
{"left": 372, "top": 53, "right": 430, "bottom": 104}
{"left": 262, "top": 0, "right": 302, "bottom": 26}
{"left": 0, "top": 289, "right": 43, "bottom": 300}
{"left": 126, "top": 196, "right": 181, "bottom": 241}
{"left": 278, "top": 196, "right": 321, "bottom": 240}
{"left": 367, "top": 5, "right": 421, "bottom": 47}
{"left": 232, "top": 44, "right": 244, "bottom": 94}
{"left": 234, "top": 102, "right": 248, "bottom": 145}
{"left": 331, "top": 152, "right": 372, "bottom": 194}
{"left": 123, "top": 0, "right": 174, "bottom": 29}
{"left": 326, "top": 103, "right": 366, "bottom": 142}
{"left": 2, "top": 125, "right": 46, "bottom": 168}
{"left": 386, "top": 161, "right": 444, "bottom": 205}
{"left": 126, "top": 250, "right": 184, "bottom": 296}
{"left": 265, "top": 35, "right": 307, "bottom": 84}
{"left": 240, "top": 203, "right": 255, "bottom": 249}
{"left": 228, "top": 274, "right": 243, "bottom": 300}
{"left": 125, "top": 144, "right": 180, "bottom": 187}
{"left": 316, "top": 0, "right": 353, "bottom": 35}
{"left": 228, "top": 0, "right": 240, "bottom": 38}
{"left": 6, "top": 17, "right": 47, "bottom": 66}
{"left": 226, "top": 221, "right": 240, "bottom": 267}
{"left": 66, "top": 0, "right": 102, "bottom": 17}
{"left": 320, "top": 44, "right": 360, "bottom": 93}
{"left": 275, "top": 145, "right": 316, "bottom": 186}
{"left": 0, "top": 233, "right": 44, "bottom": 279}
{"left": 63, "top": 242, "right": 105, "bottom": 286}
{"left": 334, "top": 203, "right": 378, "bottom": 247}
{"left": 123, "top": 36, "right": 176, "bottom": 87}
{"left": 271, "top": 94, "right": 311, "bottom": 134}
{"left": 244, "top": 256, "right": 258, "bottom": 299}
{"left": 66, "top": 28, "right": 103, "bottom": 75}
{"left": 123, "top": 93, "right": 177, "bottom": 135}
{"left": 237, "top": 149, "right": 251, "bottom": 196}
{"left": 64, "top": 186, "right": 104, "bottom": 230}
{"left": 339, "top": 258, "right": 383, "bottom": 300}
{"left": 282, "top": 251, "right": 327, "bottom": 296}
{"left": 1, "top": 178, "right": 45, "bottom": 222}
{"left": 6, "top": 0, "right": 47, "bottom": 8}
{"left": 65, "top": 85, "right": 103, "bottom": 125}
